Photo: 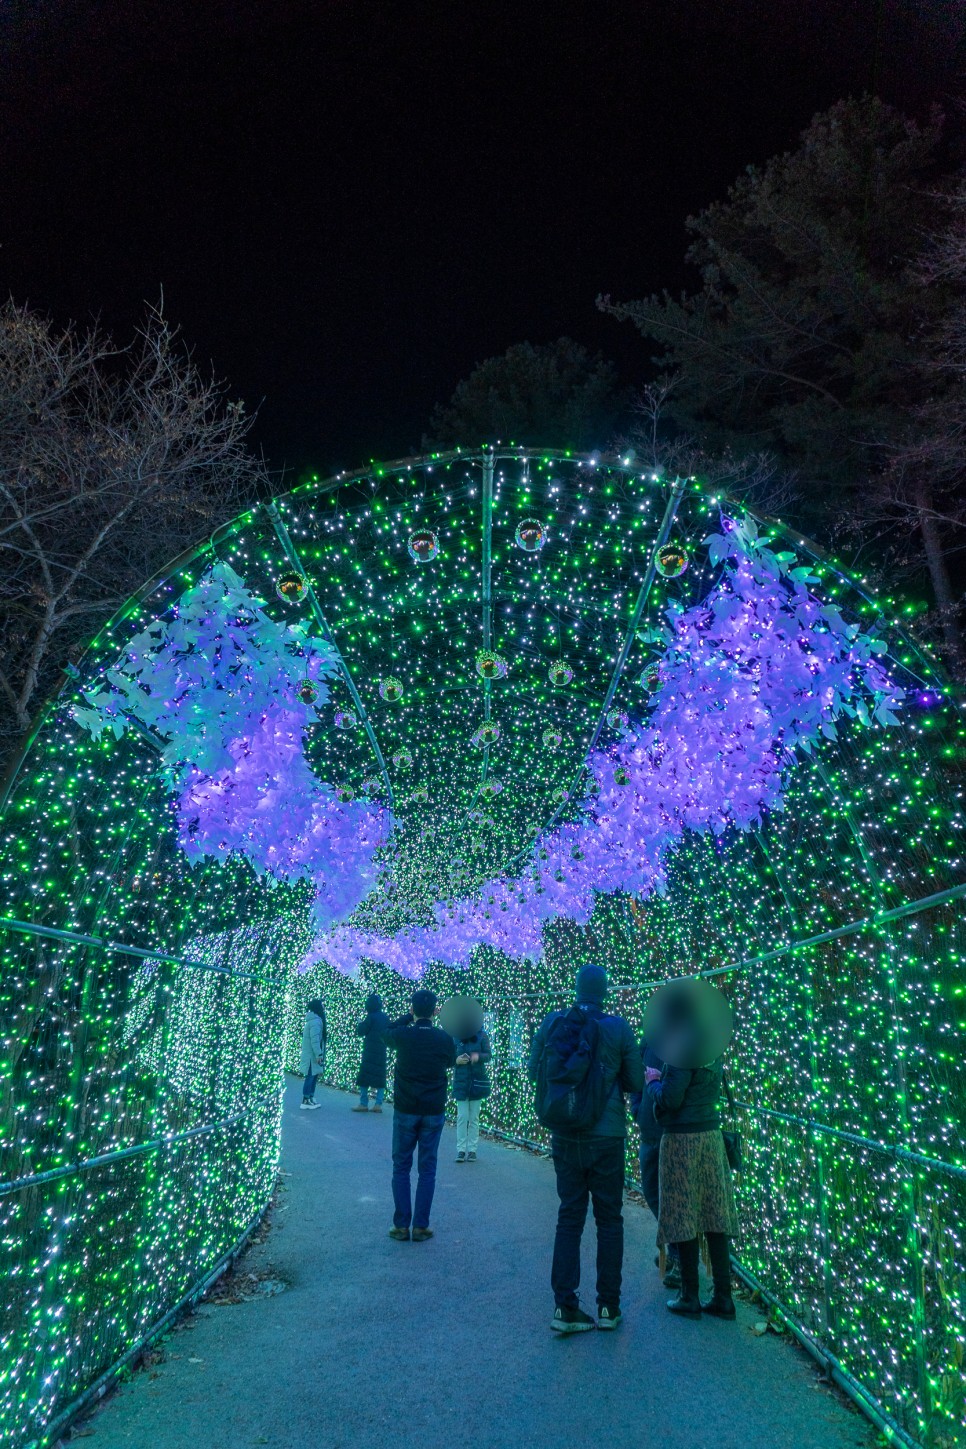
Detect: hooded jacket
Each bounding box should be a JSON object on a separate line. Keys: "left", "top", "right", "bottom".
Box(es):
{"left": 452, "top": 1029, "right": 492, "bottom": 1101}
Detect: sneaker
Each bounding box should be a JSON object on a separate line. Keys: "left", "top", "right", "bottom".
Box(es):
{"left": 300, "top": 1100, "right": 320, "bottom": 1110}
{"left": 597, "top": 1305, "right": 622, "bottom": 1330}
{"left": 455, "top": 1151, "right": 466, "bottom": 1162}
{"left": 370, "top": 1105, "right": 383, "bottom": 1113}
{"left": 466, "top": 1151, "right": 477, "bottom": 1161}
{"left": 388, "top": 1226, "right": 410, "bottom": 1241}
{"left": 411, "top": 1227, "right": 434, "bottom": 1242}
{"left": 662, "top": 1263, "right": 682, "bottom": 1290}
{"left": 701, "top": 1293, "right": 737, "bottom": 1320}
{"left": 351, "top": 1104, "right": 369, "bottom": 1113}
{"left": 550, "top": 1305, "right": 595, "bottom": 1334}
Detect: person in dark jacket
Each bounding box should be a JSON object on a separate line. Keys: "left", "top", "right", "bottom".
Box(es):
{"left": 452, "top": 1023, "right": 492, "bottom": 1162}
{"left": 353, "top": 992, "right": 391, "bottom": 1112}
{"left": 384, "top": 988, "right": 457, "bottom": 1242}
{"left": 528, "top": 963, "right": 644, "bottom": 1334}
{"left": 631, "top": 1040, "right": 681, "bottom": 1288}
{"left": 646, "top": 1057, "right": 738, "bottom": 1319}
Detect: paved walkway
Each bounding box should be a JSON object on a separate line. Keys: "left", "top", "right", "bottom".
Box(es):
{"left": 88, "top": 1080, "right": 874, "bottom": 1449}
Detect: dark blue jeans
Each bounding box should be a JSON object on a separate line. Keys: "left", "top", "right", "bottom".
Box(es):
{"left": 303, "top": 1071, "right": 318, "bottom": 1100}
{"left": 392, "top": 1111, "right": 445, "bottom": 1230}
{"left": 551, "top": 1134, "right": 625, "bottom": 1309}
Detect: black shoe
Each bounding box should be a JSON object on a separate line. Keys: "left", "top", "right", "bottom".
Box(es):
{"left": 662, "top": 1263, "right": 682, "bottom": 1290}
{"left": 388, "top": 1226, "right": 410, "bottom": 1241}
{"left": 455, "top": 1152, "right": 466, "bottom": 1162}
{"left": 666, "top": 1291, "right": 702, "bottom": 1318}
{"left": 597, "top": 1304, "right": 622, "bottom": 1330}
{"left": 702, "top": 1293, "right": 736, "bottom": 1319}
{"left": 466, "top": 1151, "right": 477, "bottom": 1161}
{"left": 550, "top": 1304, "right": 596, "bottom": 1334}
{"left": 411, "top": 1227, "right": 434, "bottom": 1242}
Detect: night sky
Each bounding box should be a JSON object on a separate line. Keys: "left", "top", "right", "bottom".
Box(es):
{"left": 2, "top": 0, "right": 964, "bottom": 480}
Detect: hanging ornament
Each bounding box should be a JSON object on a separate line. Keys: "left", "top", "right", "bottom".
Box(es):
{"left": 335, "top": 785, "right": 354, "bottom": 803}
{"left": 552, "top": 787, "right": 569, "bottom": 804}
{"left": 295, "top": 679, "right": 319, "bottom": 705}
{"left": 515, "top": 519, "right": 547, "bottom": 553}
{"left": 333, "top": 709, "right": 358, "bottom": 730}
{"left": 276, "top": 571, "right": 308, "bottom": 604}
{"left": 408, "top": 529, "right": 439, "bottom": 563}
{"left": 640, "top": 664, "right": 662, "bottom": 693}
{"left": 549, "top": 662, "right": 574, "bottom": 688}
{"left": 472, "top": 721, "right": 501, "bottom": 746}
{"left": 392, "top": 748, "right": 413, "bottom": 769}
{"left": 606, "top": 708, "right": 629, "bottom": 733}
{"left": 481, "top": 777, "right": 503, "bottom": 798}
{"left": 379, "top": 677, "right": 404, "bottom": 703}
{"left": 542, "top": 727, "right": 564, "bottom": 749}
{"left": 614, "top": 766, "right": 631, "bottom": 786}
{"left": 412, "top": 785, "right": 429, "bottom": 803}
{"left": 361, "top": 777, "right": 380, "bottom": 795}
{"left": 476, "top": 650, "right": 508, "bottom": 681}
{"left": 655, "top": 543, "right": 688, "bottom": 578}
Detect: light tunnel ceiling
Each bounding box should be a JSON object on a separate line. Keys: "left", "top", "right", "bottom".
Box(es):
{"left": 62, "top": 447, "right": 945, "bottom": 977}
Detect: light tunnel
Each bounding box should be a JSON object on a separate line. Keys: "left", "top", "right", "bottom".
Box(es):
{"left": 0, "top": 447, "right": 963, "bottom": 1448}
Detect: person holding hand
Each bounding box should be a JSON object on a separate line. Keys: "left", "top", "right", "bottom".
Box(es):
{"left": 452, "top": 1021, "right": 492, "bottom": 1162}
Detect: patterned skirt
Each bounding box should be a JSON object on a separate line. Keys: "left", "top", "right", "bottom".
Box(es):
{"left": 657, "top": 1129, "right": 739, "bottom": 1245}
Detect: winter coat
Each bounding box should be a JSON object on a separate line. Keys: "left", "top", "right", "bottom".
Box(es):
{"left": 527, "top": 1002, "right": 644, "bottom": 1138}
{"left": 355, "top": 1008, "right": 391, "bottom": 1089}
{"left": 452, "top": 1030, "right": 492, "bottom": 1101}
{"left": 647, "top": 1059, "right": 722, "bottom": 1133}
{"left": 300, "top": 1009, "right": 327, "bottom": 1076}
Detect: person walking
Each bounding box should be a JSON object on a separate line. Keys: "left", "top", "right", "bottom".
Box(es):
{"left": 452, "top": 1020, "right": 492, "bottom": 1161}
{"left": 384, "top": 989, "right": 456, "bottom": 1242}
{"left": 300, "top": 998, "right": 327, "bottom": 1110}
{"left": 528, "top": 963, "right": 644, "bottom": 1334}
{"left": 646, "top": 1056, "right": 739, "bottom": 1319}
{"left": 353, "top": 992, "right": 391, "bottom": 1112}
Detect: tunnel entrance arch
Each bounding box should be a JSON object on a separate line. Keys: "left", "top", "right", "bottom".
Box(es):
{"left": 1, "top": 448, "right": 963, "bottom": 1448}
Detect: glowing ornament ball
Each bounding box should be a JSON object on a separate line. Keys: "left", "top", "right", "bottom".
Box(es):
{"left": 334, "top": 709, "right": 358, "bottom": 730}
{"left": 411, "top": 785, "right": 429, "bottom": 803}
{"left": 607, "top": 708, "right": 629, "bottom": 733}
{"left": 392, "top": 749, "right": 413, "bottom": 769}
{"left": 549, "top": 662, "right": 574, "bottom": 688}
{"left": 655, "top": 543, "right": 688, "bottom": 579}
{"left": 408, "top": 529, "right": 439, "bottom": 563}
{"left": 295, "top": 679, "right": 319, "bottom": 705}
{"left": 379, "top": 677, "right": 404, "bottom": 703}
{"left": 476, "top": 651, "right": 508, "bottom": 681}
{"left": 515, "top": 518, "right": 547, "bottom": 553}
{"left": 542, "top": 727, "right": 564, "bottom": 748}
{"left": 481, "top": 778, "right": 503, "bottom": 797}
{"left": 640, "top": 664, "right": 662, "bottom": 693}
{"left": 472, "top": 721, "right": 501, "bottom": 746}
{"left": 276, "top": 571, "right": 308, "bottom": 604}
{"left": 335, "top": 785, "right": 353, "bottom": 803}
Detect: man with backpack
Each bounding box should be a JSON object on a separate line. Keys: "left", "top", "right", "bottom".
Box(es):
{"left": 528, "top": 963, "right": 644, "bottom": 1334}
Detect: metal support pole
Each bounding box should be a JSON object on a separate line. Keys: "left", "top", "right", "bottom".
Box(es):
{"left": 469, "top": 450, "right": 496, "bottom": 812}
{"left": 263, "top": 500, "right": 394, "bottom": 808}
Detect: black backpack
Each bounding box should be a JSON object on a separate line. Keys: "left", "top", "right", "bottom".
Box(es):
{"left": 535, "top": 1007, "right": 610, "bottom": 1133}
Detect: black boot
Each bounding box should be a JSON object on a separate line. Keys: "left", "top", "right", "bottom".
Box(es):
{"left": 666, "top": 1238, "right": 701, "bottom": 1317}
{"left": 702, "top": 1232, "right": 736, "bottom": 1319}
